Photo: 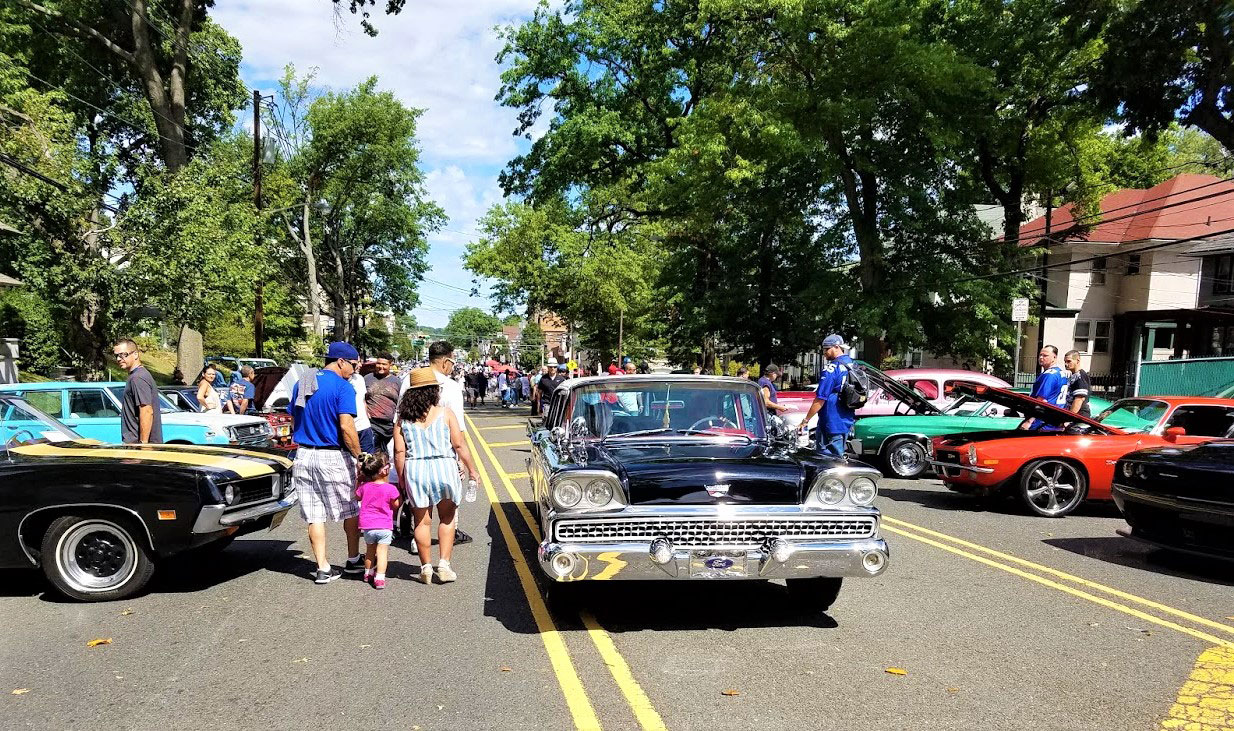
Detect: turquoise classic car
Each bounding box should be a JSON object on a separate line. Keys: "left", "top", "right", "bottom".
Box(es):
{"left": 0, "top": 382, "right": 274, "bottom": 447}
{"left": 850, "top": 388, "right": 1112, "bottom": 479}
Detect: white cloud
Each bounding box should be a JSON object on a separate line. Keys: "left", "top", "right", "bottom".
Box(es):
{"left": 213, "top": 0, "right": 542, "bottom": 327}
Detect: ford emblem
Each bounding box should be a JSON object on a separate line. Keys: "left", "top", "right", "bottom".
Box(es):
{"left": 703, "top": 557, "right": 734, "bottom": 570}
{"left": 705, "top": 483, "right": 731, "bottom": 497}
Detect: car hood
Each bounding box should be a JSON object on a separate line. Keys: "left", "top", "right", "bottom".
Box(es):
{"left": 163, "top": 412, "right": 268, "bottom": 428}
{"left": 854, "top": 413, "right": 984, "bottom": 437}
{"left": 581, "top": 441, "right": 804, "bottom": 504}
{"left": 860, "top": 363, "right": 942, "bottom": 415}
{"left": 951, "top": 383, "right": 1119, "bottom": 434}
{"left": 8, "top": 440, "right": 291, "bottom": 479}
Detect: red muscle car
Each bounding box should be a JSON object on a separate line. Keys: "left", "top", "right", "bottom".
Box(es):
{"left": 930, "top": 385, "right": 1234, "bottom": 517}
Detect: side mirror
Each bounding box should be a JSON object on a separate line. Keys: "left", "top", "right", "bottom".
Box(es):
{"left": 1164, "top": 426, "right": 1186, "bottom": 441}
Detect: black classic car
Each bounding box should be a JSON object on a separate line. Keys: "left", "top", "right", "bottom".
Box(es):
{"left": 1113, "top": 441, "right": 1234, "bottom": 563}
{"left": 527, "top": 375, "right": 890, "bottom": 611}
{"left": 0, "top": 393, "right": 297, "bottom": 601}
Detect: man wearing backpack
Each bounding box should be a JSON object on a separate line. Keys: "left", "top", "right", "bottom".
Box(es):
{"left": 798, "top": 334, "right": 861, "bottom": 457}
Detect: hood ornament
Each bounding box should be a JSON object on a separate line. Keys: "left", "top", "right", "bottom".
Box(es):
{"left": 705, "top": 482, "right": 731, "bottom": 498}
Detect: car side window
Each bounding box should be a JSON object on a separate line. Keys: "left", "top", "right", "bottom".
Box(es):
{"left": 20, "top": 391, "right": 65, "bottom": 419}
{"left": 67, "top": 389, "right": 120, "bottom": 419}
{"left": 943, "top": 379, "right": 976, "bottom": 398}
{"left": 907, "top": 379, "right": 939, "bottom": 400}
{"left": 1164, "top": 406, "right": 1234, "bottom": 437}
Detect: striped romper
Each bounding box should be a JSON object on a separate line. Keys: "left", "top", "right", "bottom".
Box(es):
{"left": 400, "top": 414, "right": 462, "bottom": 508}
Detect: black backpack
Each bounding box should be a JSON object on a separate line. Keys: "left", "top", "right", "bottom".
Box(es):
{"left": 840, "top": 364, "right": 869, "bottom": 410}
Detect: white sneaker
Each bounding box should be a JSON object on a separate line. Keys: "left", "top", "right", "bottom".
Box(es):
{"left": 417, "top": 565, "right": 433, "bottom": 584}
{"left": 436, "top": 564, "right": 457, "bottom": 583}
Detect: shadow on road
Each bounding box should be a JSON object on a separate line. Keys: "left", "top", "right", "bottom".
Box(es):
{"left": 482, "top": 504, "right": 840, "bottom": 634}
{"left": 1043, "top": 536, "right": 1234, "bottom": 586}
{"left": 880, "top": 482, "right": 1125, "bottom": 519}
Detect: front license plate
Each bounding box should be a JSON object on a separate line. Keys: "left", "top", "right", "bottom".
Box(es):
{"left": 689, "top": 550, "right": 747, "bottom": 578}
{"left": 269, "top": 510, "right": 287, "bottom": 531}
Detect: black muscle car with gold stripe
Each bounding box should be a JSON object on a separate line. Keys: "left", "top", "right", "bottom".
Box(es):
{"left": 0, "top": 393, "right": 296, "bottom": 601}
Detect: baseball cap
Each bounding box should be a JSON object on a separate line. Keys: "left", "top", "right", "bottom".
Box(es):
{"left": 326, "top": 341, "right": 359, "bottom": 360}
{"left": 822, "top": 334, "right": 846, "bottom": 348}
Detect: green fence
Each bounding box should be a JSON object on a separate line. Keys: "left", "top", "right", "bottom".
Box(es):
{"left": 1136, "top": 357, "right": 1234, "bottom": 397}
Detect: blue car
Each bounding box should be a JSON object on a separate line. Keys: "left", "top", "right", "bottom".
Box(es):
{"left": 0, "top": 382, "right": 273, "bottom": 447}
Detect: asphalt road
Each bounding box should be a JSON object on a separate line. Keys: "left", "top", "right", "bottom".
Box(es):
{"left": 3, "top": 403, "right": 1232, "bottom": 730}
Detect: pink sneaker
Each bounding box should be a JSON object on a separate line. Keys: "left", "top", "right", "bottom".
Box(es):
{"left": 373, "top": 578, "right": 386, "bottom": 590}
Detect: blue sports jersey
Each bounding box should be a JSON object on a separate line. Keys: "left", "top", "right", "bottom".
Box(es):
{"left": 1028, "top": 364, "right": 1068, "bottom": 430}
{"left": 290, "top": 369, "right": 357, "bottom": 448}
{"left": 816, "top": 354, "right": 857, "bottom": 435}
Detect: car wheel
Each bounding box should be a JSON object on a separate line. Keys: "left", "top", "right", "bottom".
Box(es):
{"left": 882, "top": 438, "right": 928, "bottom": 479}
{"left": 1018, "top": 459, "right": 1088, "bottom": 517}
{"left": 40, "top": 514, "right": 155, "bottom": 602}
{"left": 785, "top": 577, "right": 843, "bottom": 612}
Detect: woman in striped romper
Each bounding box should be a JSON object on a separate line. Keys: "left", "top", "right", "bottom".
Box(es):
{"left": 394, "top": 368, "right": 480, "bottom": 584}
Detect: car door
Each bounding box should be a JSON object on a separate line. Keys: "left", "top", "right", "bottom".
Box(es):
{"left": 63, "top": 387, "right": 123, "bottom": 442}
{"left": 1161, "top": 405, "right": 1234, "bottom": 443}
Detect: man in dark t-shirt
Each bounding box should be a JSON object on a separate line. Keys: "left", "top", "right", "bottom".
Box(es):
{"left": 113, "top": 338, "right": 163, "bottom": 444}
{"left": 1063, "top": 349, "right": 1092, "bottom": 418}
{"left": 364, "top": 353, "right": 400, "bottom": 452}
{"left": 758, "top": 364, "right": 791, "bottom": 417}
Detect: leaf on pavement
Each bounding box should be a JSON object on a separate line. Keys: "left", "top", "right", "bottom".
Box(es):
{"left": 292, "top": 657, "right": 310, "bottom": 664}
{"left": 721, "top": 689, "right": 741, "bottom": 696}
{"left": 86, "top": 638, "right": 112, "bottom": 648}
{"left": 946, "top": 687, "right": 959, "bottom": 693}
{"left": 500, "top": 666, "right": 512, "bottom": 672}
{"left": 359, "top": 644, "right": 371, "bottom": 649}
{"left": 119, "top": 609, "right": 134, "bottom": 616}
{"left": 11, "top": 689, "right": 30, "bottom": 695}
{"left": 885, "top": 667, "right": 908, "bottom": 676}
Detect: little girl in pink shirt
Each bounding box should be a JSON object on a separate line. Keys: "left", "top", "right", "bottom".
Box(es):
{"left": 355, "top": 453, "right": 401, "bottom": 589}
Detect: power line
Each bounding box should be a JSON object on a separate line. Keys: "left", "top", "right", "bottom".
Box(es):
{"left": 0, "top": 152, "right": 120, "bottom": 214}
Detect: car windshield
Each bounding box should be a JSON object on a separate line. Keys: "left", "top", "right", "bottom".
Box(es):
{"left": 943, "top": 395, "right": 989, "bottom": 417}
{"left": 1096, "top": 399, "right": 1169, "bottom": 433}
{"left": 106, "top": 387, "right": 181, "bottom": 414}
{"left": 567, "top": 381, "right": 766, "bottom": 440}
{"left": 1, "top": 397, "right": 83, "bottom": 444}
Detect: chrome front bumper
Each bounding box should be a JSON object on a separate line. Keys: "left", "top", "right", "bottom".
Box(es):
{"left": 192, "top": 491, "right": 299, "bottom": 534}
{"left": 537, "top": 505, "right": 890, "bottom": 581}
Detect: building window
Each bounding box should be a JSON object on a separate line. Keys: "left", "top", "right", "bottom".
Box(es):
{"left": 1093, "top": 320, "right": 1111, "bottom": 354}
{"left": 1073, "top": 320, "right": 1091, "bottom": 354}
{"left": 1215, "top": 254, "right": 1233, "bottom": 295}
{"left": 1090, "top": 257, "right": 1107, "bottom": 286}
{"left": 1126, "top": 254, "right": 1141, "bottom": 275}
{"left": 1073, "top": 319, "right": 1112, "bottom": 354}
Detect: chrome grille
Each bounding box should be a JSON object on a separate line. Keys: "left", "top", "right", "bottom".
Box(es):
{"left": 554, "top": 517, "right": 876, "bottom": 546}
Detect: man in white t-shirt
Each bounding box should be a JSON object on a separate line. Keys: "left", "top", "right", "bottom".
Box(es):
{"left": 348, "top": 370, "right": 374, "bottom": 453}
{"left": 398, "top": 341, "right": 472, "bottom": 544}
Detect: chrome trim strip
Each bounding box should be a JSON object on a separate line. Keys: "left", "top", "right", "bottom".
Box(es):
{"left": 16, "top": 503, "right": 156, "bottom": 565}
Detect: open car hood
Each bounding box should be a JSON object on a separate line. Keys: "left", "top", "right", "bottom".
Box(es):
{"left": 951, "top": 383, "right": 1122, "bottom": 434}
{"left": 859, "top": 362, "right": 942, "bottom": 415}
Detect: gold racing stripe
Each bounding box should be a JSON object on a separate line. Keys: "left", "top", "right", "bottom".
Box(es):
{"left": 12, "top": 443, "right": 276, "bottom": 479}
{"left": 148, "top": 442, "right": 294, "bottom": 469}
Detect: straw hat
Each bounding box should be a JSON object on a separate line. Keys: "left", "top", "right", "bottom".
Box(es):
{"left": 408, "top": 367, "right": 437, "bottom": 389}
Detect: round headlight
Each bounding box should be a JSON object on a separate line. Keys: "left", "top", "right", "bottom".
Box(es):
{"left": 1121, "top": 462, "right": 1135, "bottom": 478}
{"left": 553, "top": 480, "right": 582, "bottom": 508}
{"left": 849, "top": 477, "right": 877, "bottom": 505}
{"left": 584, "top": 479, "right": 614, "bottom": 506}
{"left": 223, "top": 484, "right": 236, "bottom": 505}
{"left": 967, "top": 445, "right": 978, "bottom": 464}
{"left": 818, "top": 477, "right": 846, "bottom": 504}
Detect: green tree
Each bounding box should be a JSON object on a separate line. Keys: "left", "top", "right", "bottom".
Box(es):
{"left": 445, "top": 307, "right": 501, "bottom": 349}
{"left": 519, "top": 320, "right": 546, "bottom": 365}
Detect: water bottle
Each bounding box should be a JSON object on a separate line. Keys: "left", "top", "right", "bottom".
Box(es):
{"left": 465, "top": 479, "right": 478, "bottom": 503}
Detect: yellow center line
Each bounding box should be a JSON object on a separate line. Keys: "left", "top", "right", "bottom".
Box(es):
{"left": 883, "top": 516, "right": 1234, "bottom": 638}
{"left": 487, "top": 440, "right": 527, "bottom": 448}
{"left": 462, "top": 428, "right": 602, "bottom": 731}
{"left": 882, "top": 524, "right": 1234, "bottom": 649}
{"left": 466, "top": 414, "right": 668, "bottom": 731}
{"left": 1159, "top": 645, "right": 1234, "bottom": 729}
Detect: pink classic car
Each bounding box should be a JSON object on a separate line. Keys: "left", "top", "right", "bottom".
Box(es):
{"left": 779, "top": 367, "right": 1010, "bottom": 436}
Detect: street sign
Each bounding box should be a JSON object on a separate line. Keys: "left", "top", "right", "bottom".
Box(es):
{"left": 1011, "top": 297, "right": 1030, "bottom": 322}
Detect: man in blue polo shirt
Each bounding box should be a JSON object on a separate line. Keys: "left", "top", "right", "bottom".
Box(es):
{"left": 290, "top": 341, "right": 364, "bottom": 585}
{"left": 798, "top": 335, "right": 858, "bottom": 457}
{"left": 1020, "top": 344, "right": 1068, "bottom": 431}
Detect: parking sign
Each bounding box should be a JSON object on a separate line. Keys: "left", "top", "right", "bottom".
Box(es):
{"left": 1011, "top": 298, "right": 1030, "bottom": 322}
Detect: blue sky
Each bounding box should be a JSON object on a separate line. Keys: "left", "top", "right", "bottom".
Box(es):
{"left": 212, "top": 0, "right": 546, "bottom": 328}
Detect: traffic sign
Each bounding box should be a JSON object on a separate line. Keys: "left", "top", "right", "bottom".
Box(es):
{"left": 1011, "top": 297, "right": 1030, "bottom": 322}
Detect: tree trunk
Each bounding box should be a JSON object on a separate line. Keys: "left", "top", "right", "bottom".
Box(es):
{"left": 755, "top": 226, "right": 775, "bottom": 368}
{"left": 300, "top": 200, "right": 322, "bottom": 337}
{"left": 329, "top": 238, "right": 346, "bottom": 340}
{"left": 828, "top": 129, "right": 885, "bottom": 361}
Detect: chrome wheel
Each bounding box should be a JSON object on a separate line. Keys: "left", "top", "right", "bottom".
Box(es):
{"left": 55, "top": 520, "right": 138, "bottom": 593}
{"left": 1020, "top": 460, "right": 1087, "bottom": 517}
{"left": 884, "top": 438, "right": 927, "bottom": 479}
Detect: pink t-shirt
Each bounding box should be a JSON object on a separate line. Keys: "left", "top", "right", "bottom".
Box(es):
{"left": 356, "top": 481, "right": 400, "bottom": 531}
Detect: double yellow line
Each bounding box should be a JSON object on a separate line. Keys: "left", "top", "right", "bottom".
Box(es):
{"left": 464, "top": 415, "right": 667, "bottom": 731}
{"left": 882, "top": 516, "right": 1234, "bottom": 648}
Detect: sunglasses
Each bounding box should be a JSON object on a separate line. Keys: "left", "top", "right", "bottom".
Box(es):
{"left": 113, "top": 350, "right": 135, "bottom": 360}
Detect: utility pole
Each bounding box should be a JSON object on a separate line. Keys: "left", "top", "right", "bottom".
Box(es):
{"left": 1036, "top": 188, "right": 1052, "bottom": 359}
{"left": 252, "top": 89, "right": 265, "bottom": 358}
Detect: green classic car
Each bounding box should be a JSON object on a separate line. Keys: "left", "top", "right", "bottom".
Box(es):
{"left": 850, "top": 388, "right": 1112, "bottom": 479}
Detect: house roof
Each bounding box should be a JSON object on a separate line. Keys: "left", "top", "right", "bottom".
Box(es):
{"left": 1018, "top": 174, "right": 1234, "bottom": 247}
{"left": 502, "top": 324, "right": 521, "bottom": 341}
